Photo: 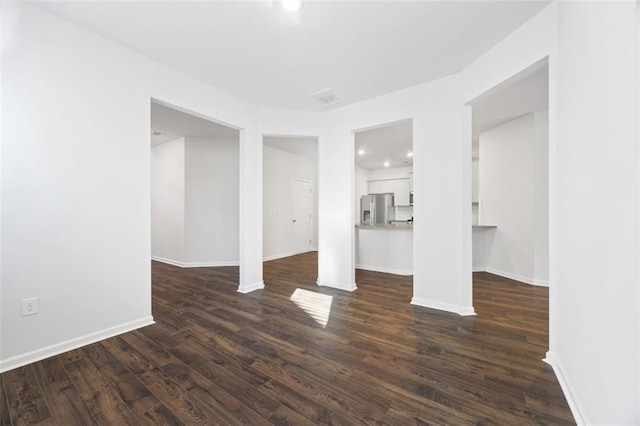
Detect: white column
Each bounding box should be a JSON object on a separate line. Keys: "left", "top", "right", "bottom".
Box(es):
{"left": 237, "top": 126, "right": 264, "bottom": 293}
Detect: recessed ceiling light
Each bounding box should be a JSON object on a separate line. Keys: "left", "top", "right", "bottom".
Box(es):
{"left": 358, "top": 149, "right": 365, "bottom": 155}
{"left": 282, "top": 0, "right": 301, "bottom": 12}
{"left": 383, "top": 161, "right": 390, "bottom": 167}
{"left": 407, "top": 152, "right": 413, "bottom": 157}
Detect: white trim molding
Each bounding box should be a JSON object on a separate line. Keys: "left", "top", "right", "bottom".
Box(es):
{"left": 264, "top": 249, "right": 318, "bottom": 262}
{"left": 316, "top": 279, "right": 357, "bottom": 292}
{"left": 411, "top": 297, "right": 476, "bottom": 316}
{"left": 263, "top": 252, "right": 296, "bottom": 262}
{"left": 355, "top": 264, "right": 413, "bottom": 276}
{"left": 237, "top": 281, "right": 265, "bottom": 294}
{"left": 151, "top": 255, "right": 239, "bottom": 268}
{"left": 543, "top": 351, "right": 587, "bottom": 425}
{"left": 0, "top": 316, "right": 155, "bottom": 373}
{"left": 485, "top": 267, "right": 549, "bottom": 287}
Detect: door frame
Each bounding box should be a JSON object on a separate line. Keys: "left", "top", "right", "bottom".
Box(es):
{"left": 291, "top": 177, "right": 313, "bottom": 254}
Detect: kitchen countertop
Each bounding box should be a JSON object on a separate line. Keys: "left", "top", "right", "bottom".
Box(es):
{"left": 356, "top": 224, "right": 496, "bottom": 230}
{"left": 356, "top": 223, "right": 413, "bottom": 230}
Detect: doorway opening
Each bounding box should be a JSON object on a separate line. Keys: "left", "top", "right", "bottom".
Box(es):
{"left": 262, "top": 135, "right": 319, "bottom": 264}
{"left": 149, "top": 100, "right": 240, "bottom": 277}
{"left": 468, "top": 60, "right": 550, "bottom": 336}
{"left": 353, "top": 119, "right": 414, "bottom": 287}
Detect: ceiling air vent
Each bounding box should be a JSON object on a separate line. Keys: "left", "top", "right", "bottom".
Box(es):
{"left": 307, "top": 88, "right": 344, "bottom": 107}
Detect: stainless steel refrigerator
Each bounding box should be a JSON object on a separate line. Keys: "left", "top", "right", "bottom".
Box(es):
{"left": 360, "top": 194, "right": 394, "bottom": 225}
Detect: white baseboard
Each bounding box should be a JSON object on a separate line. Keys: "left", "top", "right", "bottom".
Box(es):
{"left": 263, "top": 249, "right": 318, "bottom": 262}
{"left": 485, "top": 267, "right": 549, "bottom": 287}
{"left": 411, "top": 297, "right": 476, "bottom": 316}
{"left": 472, "top": 266, "right": 486, "bottom": 272}
{"left": 355, "top": 264, "right": 413, "bottom": 276}
{"left": 543, "top": 351, "right": 586, "bottom": 425}
{"left": 0, "top": 316, "right": 155, "bottom": 373}
{"left": 316, "top": 279, "right": 357, "bottom": 292}
{"left": 151, "top": 255, "right": 238, "bottom": 268}
{"left": 151, "top": 255, "right": 184, "bottom": 267}
{"left": 237, "top": 281, "right": 265, "bottom": 294}
{"left": 263, "top": 252, "right": 296, "bottom": 262}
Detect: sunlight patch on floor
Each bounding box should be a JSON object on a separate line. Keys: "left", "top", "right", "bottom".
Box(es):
{"left": 289, "top": 288, "right": 333, "bottom": 328}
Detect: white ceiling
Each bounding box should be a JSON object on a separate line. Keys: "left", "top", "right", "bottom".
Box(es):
{"left": 471, "top": 64, "right": 548, "bottom": 156}
{"left": 472, "top": 65, "right": 549, "bottom": 136}
{"left": 150, "top": 102, "right": 239, "bottom": 147}
{"left": 37, "top": 1, "right": 551, "bottom": 111}
{"left": 355, "top": 120, "right": 412, "bottom": 170}
{"left": 264, "top": 135, "right": 318, "bottom": 160}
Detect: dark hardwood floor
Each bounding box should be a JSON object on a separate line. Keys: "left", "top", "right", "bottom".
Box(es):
{"left": 1, "top": 252, "right": 574, "bottom": 425}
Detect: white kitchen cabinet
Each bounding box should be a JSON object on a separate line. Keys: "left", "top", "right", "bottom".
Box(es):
{"left": 368, "top": 181, "right": 382, "bottom": 194}
{"left": 368, "top": 180, "right": 394, "bottom": 194}
{"left": 380, "top": 180, "right": 394, "bottom": 193}
{"left": 393, "top": 179, "right": 411, "bottom": 206}
{"left": 409, "top": 172, "right": 413, "bottom": 192}
{"left": 368, "top": 178, "right": 411, "bottom": 205}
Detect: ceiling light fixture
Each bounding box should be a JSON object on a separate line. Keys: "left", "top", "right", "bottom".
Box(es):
{"left": 358, "top": 149, "right": 365, "bottom": 155}
{"left": 383, "top": 161, "right": 390, "bottom": 167}
{"left": 407, "top": 152, "right": 413, "bottom": 157}
{"left": 282, "top": 0, "right": 301, "bottom": 12}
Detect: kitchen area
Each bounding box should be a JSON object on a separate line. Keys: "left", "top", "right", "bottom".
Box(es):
{"left": 354, "top": 120, "right": 414, "bottom": 276}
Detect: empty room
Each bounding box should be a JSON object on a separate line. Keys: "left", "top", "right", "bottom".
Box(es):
{"left": 1, "top": 1, "right": 638, "bottom": 424}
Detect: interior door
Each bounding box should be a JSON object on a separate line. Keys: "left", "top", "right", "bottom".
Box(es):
{"left": 292, "top": 179, "right": 312, "bottom": 253}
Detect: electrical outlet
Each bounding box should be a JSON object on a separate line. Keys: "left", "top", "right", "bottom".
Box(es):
{"left": 22, "top": 297, "right": 38, "bottom": 316}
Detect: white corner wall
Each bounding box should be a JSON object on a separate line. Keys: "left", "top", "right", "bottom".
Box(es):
{"left": 477, "top": 112, "right": 548, "bottom": 285}
{"left": 185, "top": 137, "right": 239, "bottom": 266}
{"left": 151, "top": 137, "right": 186, "bottom": 264}
{"left": 463, "top": 1, "right": 639, "bottom": 423}
{"left": 319, "top": 75, "right": 472, "bottom": 311}
{"left": 552, "top": 2, "right": 639, "bottom": 423}
{"left": 263, "top": 145, "right": 317, "bottom": 260}
{"left": 533, "top": 110, "right": 549, "bottom": 285}
{"left": 1, "top": 2, "right": 262, "bottom": 371}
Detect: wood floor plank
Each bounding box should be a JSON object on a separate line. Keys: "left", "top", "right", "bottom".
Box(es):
{"left": 1, "top": 376, "right": 12, "bottom": 425}
{"left": 31, "top": 356, "right": 96, "bottom": 425}
{"left": 0, "top": 252, "right": 575, "bottom": 425}
{"left": 3, "top": 366, "right": 51, "bottom": 425}
{"left": 83, "top": 342, "right": 151, "bottom": 403}
{"left": 39, "top": 379, "right": 97, "bottom": 426}
{"left": 63, "top": 356, "right": 141, "bottom": 425}
{"left": 136, "top": 367, "right": 227, "bottom": 425}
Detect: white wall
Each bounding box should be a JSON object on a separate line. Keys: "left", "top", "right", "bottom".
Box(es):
{"left": 463, "top": 1, "right": 640, "bottom": 423}
{"left": 354, "top": 165, "right": 369, "bottom": 225}
{"left": 151, "top": 137, "right": 239, "bottom": 266}
{"left": 533, "top": 110, "right": 549, "bottom": 284}
{"left": 263, "top": 145, "right": 317, "bottom": 260}
{"left": 471, "top": 159, "right": 479, "bottom": 202}
{"left": 1, "top": 2, "right": 262, "bottom": 371}
{"left": 478, "top": 112, "right": 548, "bottom": 285}
{"left": 184, "top": 137, "right": 239, "bottom": 266}
{"left": 553, "top": 2, "right": 638, "bottom": 423}
{"left": 151, "top": 137, "right": 186, "bottom": 263}
{"left": 4, "top": 3, "right": 639, "bottom": 422}
{"left": 314, "top": 75, "right": 472, "bottom": 312}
